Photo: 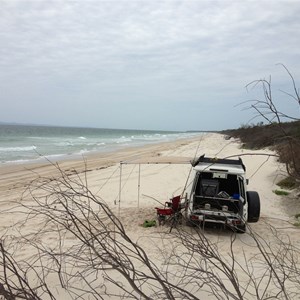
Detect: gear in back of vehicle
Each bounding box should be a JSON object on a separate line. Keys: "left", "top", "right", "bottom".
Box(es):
{"left": 185, "top": 155, "right": 261, "bottom": 233}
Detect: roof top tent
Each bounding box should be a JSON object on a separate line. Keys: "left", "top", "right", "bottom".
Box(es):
{"left": 191, "top": 154, "right": 246, "bottom": 173}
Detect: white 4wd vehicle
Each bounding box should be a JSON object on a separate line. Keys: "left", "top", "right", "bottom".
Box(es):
{"left": 185, "top": 155, "right": 260, "bottom": 233}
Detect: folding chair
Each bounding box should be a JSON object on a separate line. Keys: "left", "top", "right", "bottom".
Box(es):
{"left": 155, "top": 195, "right": 183, "bottom": 229}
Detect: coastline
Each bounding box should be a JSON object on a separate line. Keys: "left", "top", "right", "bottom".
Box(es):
{"left": 0, "top": 123, "right": 202, "bottom": 165}
{"left": 0, "top": 133, "right": 204, "bottom": 197}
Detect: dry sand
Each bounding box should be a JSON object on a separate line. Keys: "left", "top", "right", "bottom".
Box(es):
{"left": 0, "top": 132, "right": 299, "bottom": 299}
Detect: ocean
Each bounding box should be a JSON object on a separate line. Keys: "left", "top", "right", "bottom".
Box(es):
{"left": 0, "top": 124, "right": 201, "bottom": 164}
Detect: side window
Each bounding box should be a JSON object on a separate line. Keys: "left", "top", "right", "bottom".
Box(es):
{"left": 200, "top": 179, "right": 219, "bottom": 197}
{"left": 193, "top": 172, "right": 201, "bottom": 195}
{"left": 194, "top": 172, "right": 212, "bottom": 195}
{"left": 238, "top": 176, "right": 245, "bottom": 199}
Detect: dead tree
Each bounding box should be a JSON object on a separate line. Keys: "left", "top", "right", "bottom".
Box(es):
{"left": 244, "top": 64, "right": 300, "bottom": 180}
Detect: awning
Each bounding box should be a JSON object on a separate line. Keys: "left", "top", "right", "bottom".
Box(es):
{"left": 120, "top": 156, "right": 193, "bottom": 165}
{"left": 117, "top": 156, "right": 193, "bottom": 210}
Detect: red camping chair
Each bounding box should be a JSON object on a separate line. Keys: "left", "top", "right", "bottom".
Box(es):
{"left": 155, "top": 195, "right": 183, "bottom": 227}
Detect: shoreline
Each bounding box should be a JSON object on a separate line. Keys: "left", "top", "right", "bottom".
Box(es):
{"left": 0, "top": 123, "right": 205, "bottom": 165}
{"left": 0, "top": 133, "right": 205, "bottom": 194}
{"left": 0, "top": 132, "right": 205, "bottom": 168}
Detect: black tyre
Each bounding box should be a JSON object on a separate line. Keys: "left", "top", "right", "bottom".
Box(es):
{"left": 247, "top": 191, "right": 260, "bottom": 223}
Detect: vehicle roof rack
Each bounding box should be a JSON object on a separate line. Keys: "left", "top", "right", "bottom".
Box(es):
{"left": 191, "top": 154, "right": 246, "bottom": 171}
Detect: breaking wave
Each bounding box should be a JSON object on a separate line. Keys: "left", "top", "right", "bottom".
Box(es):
{"left": 0, "top": 145, "right": 37, "bottom": 152}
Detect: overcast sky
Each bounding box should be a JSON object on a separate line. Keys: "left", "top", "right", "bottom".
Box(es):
{"left": 0, "top": 1, "right": 300, "bottom": 131}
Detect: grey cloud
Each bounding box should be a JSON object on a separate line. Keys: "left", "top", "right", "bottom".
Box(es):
{"left": 0, "top": 1, "right": 300, "bottom": 130}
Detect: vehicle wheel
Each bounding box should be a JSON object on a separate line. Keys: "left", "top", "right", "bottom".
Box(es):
{"left": 247, "top": 191, "right": 260, "bottom": 223}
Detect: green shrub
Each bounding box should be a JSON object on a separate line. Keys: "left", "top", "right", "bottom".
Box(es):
{"left": 277, "top": 176, "right": 298, "bottom": 190}
{"left": 273, "top": 189, "right": 290, "bottom": 196}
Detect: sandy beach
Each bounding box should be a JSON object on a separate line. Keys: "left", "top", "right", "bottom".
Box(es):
{"left": 0, "top": 132, "right": 299, "bottom": 299}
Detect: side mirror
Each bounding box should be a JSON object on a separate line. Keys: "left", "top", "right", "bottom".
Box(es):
{"left": 246, "top": 179, "right": 249, "bottom": 185}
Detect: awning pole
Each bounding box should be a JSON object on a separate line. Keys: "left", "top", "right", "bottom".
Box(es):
{"left": 118, "top": 163, "right": 122, "bottom": 214}
{"left": 138, "top": 164, "right": 141, "bottom": 208}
